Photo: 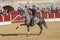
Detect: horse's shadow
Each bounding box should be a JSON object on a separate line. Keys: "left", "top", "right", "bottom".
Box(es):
{"left": 0, "top": 33, "right": 40, "bottom": 37}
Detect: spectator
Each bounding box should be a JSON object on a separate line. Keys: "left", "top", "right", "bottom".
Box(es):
{"left": 58, "top": 8, "right": 60, "bottom": 13}
{"left": 17, "top": 7, "right": 21, "bottom": 12}
{"left": 50, "top": 4, "right": 54, "bottom": 11}
{"left": 29, "top": 5, "right": 36, "bottom": 25}
{"left": 36, "top": 7, "right": 41, "bottom": 17}
{"left": 41, "top": 8, "right": 45, "bottom": 13}
{"left": 3, "top": 9, "right": 8, "bottom": 15}
{"left": 36, "top": 7, "right": 40, "bottom": 12}
{"left": 0, "top": 6, "right": 4, "bottom": 14}
{"left": 55, "top": 7, "right": 58, "bottom": 11}
{"left": 44, "top": 7, "right": 49, "bottom": 13}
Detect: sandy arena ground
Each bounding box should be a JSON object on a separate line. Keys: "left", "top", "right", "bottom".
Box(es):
{"left": 0, "top": 22, "right": 60, "bottom": 40}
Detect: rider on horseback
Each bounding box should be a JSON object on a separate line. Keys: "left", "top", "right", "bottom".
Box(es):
{"left": 24, "top": 5, "right": 31, "bottom": 25}
{"left": 16, "top": 5, "right": 30, "bottom": 29}
{"left": 29, "top": 5, "right": 36, "bottom": 26}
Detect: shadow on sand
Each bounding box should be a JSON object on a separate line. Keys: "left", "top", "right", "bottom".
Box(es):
{"left": 0, "top": 33, "right": 40, "bottom": 37}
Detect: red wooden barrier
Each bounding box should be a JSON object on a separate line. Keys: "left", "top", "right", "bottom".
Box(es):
{"left": 4, "top": 14, "right": 10, "bottom": 21}
{"left": 0, "top": 15, "right": 2, "bottom": 22}
{"left": 42, "top": 13, "right": 47, "bottom": 19}
{"left": 55, "top": 13, "right": 60, "bottom": 18}
{"left": 0, "top": 11, "right": 60, "bottom": 23}
{"left": 36, "top": 12, "right": 40, "bottom": 17}
{"left": 49, "top": 13, "right": 54, "bottom": 18}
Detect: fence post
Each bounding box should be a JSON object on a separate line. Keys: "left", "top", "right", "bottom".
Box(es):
{"left": 54, "top": 13, "right": 55, "bottom": 18}
{"left": 40, "top": 12, "right": 42, "bottom": 17}
{"left": 47, "top": 13, "right": 49, "bottom": 19}
{"left": 2, "top": 15, "right": 4, "bottom": 24}
{"left": 54, "top": 13, "right": 55, "bottom": 21}
{"left": 10, "top": 14, "right": 12, "bottom": 22}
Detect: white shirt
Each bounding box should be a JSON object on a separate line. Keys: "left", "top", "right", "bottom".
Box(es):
{"left": 0, "top": 7, "right": 3, "bottom": 13}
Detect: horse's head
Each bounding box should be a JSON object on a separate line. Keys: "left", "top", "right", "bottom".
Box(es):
{"left": 19, "top": 7, "right": 26, "bottom": 18}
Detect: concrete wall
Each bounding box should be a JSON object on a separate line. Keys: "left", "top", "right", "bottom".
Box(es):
{"left": 0, "top": 0, "right": 60, "bottom": 10}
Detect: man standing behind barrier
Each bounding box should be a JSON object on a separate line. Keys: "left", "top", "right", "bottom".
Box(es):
{"left": 0, "top": 6, "right": 3, "bottom": 14}
{"left": 29, "top": 5, "right": 36, "bottom": 26}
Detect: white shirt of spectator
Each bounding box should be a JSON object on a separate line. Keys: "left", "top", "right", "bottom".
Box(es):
{"left": 0, "top": 6, "right": 3, "bottom": 13}
{"left": 18, "top": 7, "right": 21, "bottom": 10}
{"left": 36, "top": 9, "right": 40, "bottom": 12}
{"left": 44, "top": 8, "right": 49, "bottom": 12}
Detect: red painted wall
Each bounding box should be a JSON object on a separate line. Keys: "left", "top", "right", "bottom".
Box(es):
{"left": 0, "top": 11, "right": 60, "bottom": 23}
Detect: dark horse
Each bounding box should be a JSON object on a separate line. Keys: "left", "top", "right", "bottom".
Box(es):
{"left": 16, "top": 7, "right": 48, "bottom": 35}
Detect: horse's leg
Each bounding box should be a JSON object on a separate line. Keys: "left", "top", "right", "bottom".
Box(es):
{"left": 20, "top": 19, "right": 27, "bottom": 26}
{"left": 16, "top": 23, "right": 26, "bottom": 29}
{"left": 37, "top": 22, "right": 43, "bottom": 35}
{"left": 20, "top": 24, "right": 26, "bottom": 26}
{"left": 27, "top": 25, "right": 30, "bottom": 36}
{"left": 42, "top": 20, "right": 48, "bottom": 29}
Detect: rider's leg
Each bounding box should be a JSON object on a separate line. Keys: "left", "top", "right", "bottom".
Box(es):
{"left": 32, "top": 17, "right": 34, "bottom": 25}
{"left": 31, "top": 15, "right": 35, "bottom": 26}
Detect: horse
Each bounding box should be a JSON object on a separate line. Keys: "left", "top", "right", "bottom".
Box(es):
{"left": 16, "top": 7, "right": 48, "bottom": 35}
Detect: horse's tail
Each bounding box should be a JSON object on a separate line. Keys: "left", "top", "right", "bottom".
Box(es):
{"left": 42, "top": 19, "right": 48, "bottom": 30}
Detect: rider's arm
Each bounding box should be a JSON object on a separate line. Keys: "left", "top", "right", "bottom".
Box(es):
{"left": 29, "top": 8, "right": 32, "bottom": 11}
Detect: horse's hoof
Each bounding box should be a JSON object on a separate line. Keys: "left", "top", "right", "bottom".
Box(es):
{"left": 16, "top": 26, "right": 19, "bottom": 29}
{"left": 27, "top": 32, "right": 30, "bottom": 34}
{"left": 26, "top": 32, "right": 30, "bottom": 36}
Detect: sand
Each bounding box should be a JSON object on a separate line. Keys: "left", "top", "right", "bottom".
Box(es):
{"left": 0, "top": 22, "right": 60, "bottom": 40}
